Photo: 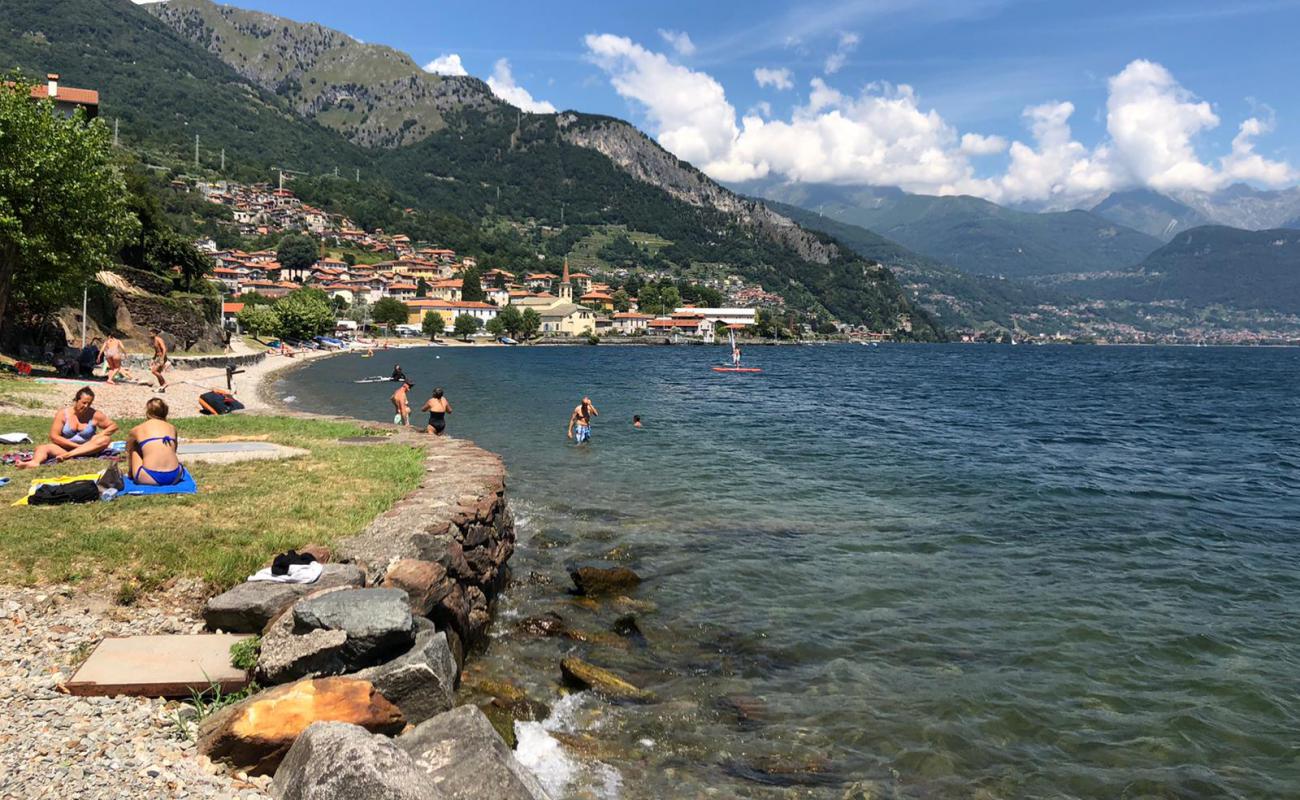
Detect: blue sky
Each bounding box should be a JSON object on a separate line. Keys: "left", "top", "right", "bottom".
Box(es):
{"left": 178, "top": 0, "right": 1300, "bottom": 203}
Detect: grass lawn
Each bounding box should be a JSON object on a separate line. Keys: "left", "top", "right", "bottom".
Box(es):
{"left": 0, "top": 374, "right": 59, "bottom": 411}
{"left": 0, "top": 413, "right": 424, "bottom": 590}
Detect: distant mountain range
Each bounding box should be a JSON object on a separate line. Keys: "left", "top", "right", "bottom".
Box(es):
{"left": 1092, "top": 185, "right": 1300, "bottom": 240}
{"left": 731, "top": 180, "right": 1163, "bottom": 278}
{"left": 1044, "top": 226, "right": 1300, "bottom": 314}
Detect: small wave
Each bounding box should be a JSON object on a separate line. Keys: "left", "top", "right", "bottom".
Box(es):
{"left": 515, "top": 692, "right": 624, "bottom": 799}
{"left": 281, "top": 395, "right": 297, "bottom": 403}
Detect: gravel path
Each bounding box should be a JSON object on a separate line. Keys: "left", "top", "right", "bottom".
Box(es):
{"left": 0, "top": 583, "right": 271, "bottom": 799}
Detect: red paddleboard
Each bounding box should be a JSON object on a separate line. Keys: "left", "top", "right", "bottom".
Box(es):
{"left": 712, "top": 366, "right": 763, "bottom": 373}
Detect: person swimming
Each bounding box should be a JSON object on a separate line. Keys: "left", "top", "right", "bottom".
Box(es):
{"left": 126, "top": 398, "right": 184, "bottom": 486}
{"left": 17, "top": 387, "right": 118, "bottom": 469}
{"left": 633, "top": 415, "right": 643, "bottom": 428}
{"left": 567, "top": 396, "right": 599, "bottom": 444}
{"left": 391, "top": 364, "right": 407, "bottom": 382}
{"left": 421, "top": 387, "right": 452, "bottom": 436}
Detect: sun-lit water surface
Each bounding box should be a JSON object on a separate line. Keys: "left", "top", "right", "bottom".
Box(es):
{"left": 279, "top": 343, "right": 1300, "bottom": 799}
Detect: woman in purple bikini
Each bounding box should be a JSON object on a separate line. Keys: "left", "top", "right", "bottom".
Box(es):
{"left": 16, "top": 387, "right": 118, "bottom": 469}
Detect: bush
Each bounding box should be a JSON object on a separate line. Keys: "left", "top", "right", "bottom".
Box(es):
{"left": 372, "top": 297, "right": 410, "bottom": 328}
{"left": 237, "top": 304, "right": 281, "bottom": 338}
{"left": 421, "top": 310, "right": 444, "bottom": 339}
{"left": 274, "top": 288, "right": 333, "bottom": 339}
{"left": 453, "top": 313, "right": 481, "bottom": 340}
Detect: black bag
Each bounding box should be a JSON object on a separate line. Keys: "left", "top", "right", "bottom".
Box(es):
{"left": 29, "top": 480, "right": 100, "bottom": 506}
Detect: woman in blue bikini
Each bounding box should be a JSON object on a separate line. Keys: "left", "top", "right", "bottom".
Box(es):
{"left": 17, "top": 387, "right": 118, "bottom": 469}
{"left": 125, "top": 398, "right": 185, "bottom": 485}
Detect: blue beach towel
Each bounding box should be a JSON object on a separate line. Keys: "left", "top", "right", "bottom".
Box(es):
{"left": 120, "top": 468, "right": 198, "bottom": 496}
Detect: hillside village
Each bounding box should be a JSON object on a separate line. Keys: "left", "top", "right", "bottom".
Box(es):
{"left": 195, "top": 178, "right": 802, "bottom": 340}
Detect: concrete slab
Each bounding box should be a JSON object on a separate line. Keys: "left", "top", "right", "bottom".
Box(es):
{"left": 178, "top": 441, "right": 308, "bottom": 465}
{"left": 65, "top": 634, "right": 253, "bottom": 697}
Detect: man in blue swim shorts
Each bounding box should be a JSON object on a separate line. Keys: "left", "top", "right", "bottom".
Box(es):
{"left": 567, "top": 396, "right": 598, "bottom": 444}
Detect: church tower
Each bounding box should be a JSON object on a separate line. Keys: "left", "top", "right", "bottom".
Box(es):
{"left": 559, "top": 257, "right": 573, "bottom": 302}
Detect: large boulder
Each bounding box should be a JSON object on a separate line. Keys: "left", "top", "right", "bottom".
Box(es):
{"left": 398, "top": 705, "right": 550, "bottom": 800}
{"left": 560, "top": 658, "right": 653, "bottom": 702}
{"left": 256, "top": 616, "right": 349, "bottom": 686}
{"left": 293, "top": 588, "right": 415, "bottom": 668}
{"left": 273, "top": 722, "right": 445, "bottom": 800}
{"left": 381, "top": 559, "right": 454, "bottom": 617}
{"left": 203, "top": 564, "right": 365, "bottom": 633}
{"left": 350, "top": 618, "right": 458, "bottom": 725}
{"left": 569, "top": 565, "right": 641, "bottom": 597}
{"left": 197, "top": 677, "right": 404, "bottom": 775}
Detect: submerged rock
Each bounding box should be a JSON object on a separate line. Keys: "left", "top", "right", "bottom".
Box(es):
{"left": 515, "top": 612, "right": 566, "bottom": 637}
{"left": 203, "top": 564, "right": 365, "bottom": 633}
{"left": 559, "top": 657, "right": 653, "bottom": 702}
{"left": 273, "top": 722, "right": 440, "bottom": 800}
{"left": 196, "top": 677, "right": 405, "bottom": 775}
{"left": 612, "top": 614, "right": 644, "bottom": 641}
{"left": 569, "top": 566, "right": 641, "bottom": 596}
{"left": 398, "top": 705, "right": 551, "bottom": 799}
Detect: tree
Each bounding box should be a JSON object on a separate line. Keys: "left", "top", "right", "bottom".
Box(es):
{"left": 329, "top": 295, "right": 349, "bottom": 315}
{"left": 520, "top": 308, "right": 542, "bottom": 340}
{"left": 485, "top": 316, "right": 506, "bottom": 336}
{"left": 611, "top": 289, "right": 632, "bottom": 313}
{"left": 237, "top": 304, "right": 282, "bottom": 339}
{"left": 638, "top": 285, "right": 661, "bottom": 316}
{"left": 659, "top": 286, "right": 682, "bottom": 314}
{"left": 421, "top": 310, "right": 445, "bottom": 340}
{"left": 371, "top": 296, "right": 410, "bottom": 330}
{"left": 277, "top": 233, "right": 318, "bottom": 272}
{"left": 496, "top": 304, "right": 523, "bottom": 337}
{"left": 453, "top": 313, "right": 481, "bottom": 340}
{"left": 460, "top": 265, "right": 486, "bottom": 302}
{"left": 346, "top": 297, "right": 371, "bottom": 324}
{"left": 341, "top": 252, "right": 357, "bottom": 266}
{"left": 416, "top": 278, "right": 430, "bottom": 298}
{"left": 274, "top": 287, "right": 333, "bottom": 340}
{"left": 0, "top": 77, "right": 135, "bottom": 322}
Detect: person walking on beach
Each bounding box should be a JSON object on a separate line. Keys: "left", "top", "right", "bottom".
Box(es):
{"left": 567, "top": 396, "right": 598, "bottom": 444}
{"left": 421, "top": 387, "right": 452, "bottom": 436}
{"left": 391, "top": 379, "right": 414, "bottom": 426}
{"left": 101, "top": 334, "right": 131, "bottom": 384}
{"left": 149, "top": 329, "right": 169, "bottom": 393}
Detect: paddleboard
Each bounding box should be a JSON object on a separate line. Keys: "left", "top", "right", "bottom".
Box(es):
{"left": 353, "top": 376, "right": 392, "bottom": 384}
{"left": 712, "top": 366, "right": 763, "bottom": 373}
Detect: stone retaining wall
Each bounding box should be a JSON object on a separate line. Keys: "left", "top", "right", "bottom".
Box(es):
{"left": 124, "top": 351, "right": 268, "bottom": 371}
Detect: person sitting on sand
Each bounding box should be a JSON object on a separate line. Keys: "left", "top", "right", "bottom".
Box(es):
{"left": 16, "top": 387, "right": 118, "bottom": 469}
{"left": 391, "top": 379, "right": 414, "bottom": 426}
{"left": 101, "top": 334, "right": 132, "bottom": 384}
{"left": 567, "top": 396, "right": 598, "bottom": 444}
{"left": 421, "top": 387, "right": 452, "bottom": 436}
{"left": 126, "top": 398, "right": 184, "bottom": 486}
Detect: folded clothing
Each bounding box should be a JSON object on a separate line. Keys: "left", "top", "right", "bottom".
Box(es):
{"left": 248, "top": 561, "right": 323, "bottom": 584}
{"left": 271, "top": 549, "right": 318, "bottom": 576}
{"left": 0, "top": 432, "right": 33, "bottom": 445}
{"left": 13, "top": 472, "right": 106, "bottom": 506}
{"left": 29, "top": 480, "right": 100, "bottom": 506}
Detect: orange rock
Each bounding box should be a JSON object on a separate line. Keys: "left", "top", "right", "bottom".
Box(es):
{"left": 197, "top": 677, "right": 404, "bottom": 775}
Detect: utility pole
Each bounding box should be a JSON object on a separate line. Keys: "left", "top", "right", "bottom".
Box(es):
{"left": 194, "top": 134, "right": 200, "bottom": 169}
{"left": 279, "top": 170, "right": 284, "bottom": 191}
{"left": 220, "top": 148, "right": 226, "bottom": 172}
{"left": 113, "top": 118, "right": 119, "bottom": 147}
{"left": 355, "top": 168, "right": 360, "bottom": 183}
{"left": 561, "top": 202, "right": 565, "bottom": 225}
{"left": 333, "top": 166, "right": 339, "bottom": 178}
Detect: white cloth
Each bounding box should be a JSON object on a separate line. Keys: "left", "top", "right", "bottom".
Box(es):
{"left": 247, "top": 562, "right": 323, "bottom": 584}
{"left": 0, "top": 432, "right": 33, "bottom": 444}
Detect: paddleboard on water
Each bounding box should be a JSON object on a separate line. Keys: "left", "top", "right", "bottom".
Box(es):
{"left": 712, "top": 366, "right": 763, "bottom": 373}
{"left": 353, "top": 376, "right": 392, "bottom": 384}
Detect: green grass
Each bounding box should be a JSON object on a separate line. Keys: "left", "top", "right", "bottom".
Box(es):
{"left": 0, "top": 414, "right": 424, "bottom": 589}
{"left": 0, "top": 375, "right": 58, "bottom": 410}
{"left": 567, "top": 225, "right": 673, "bottom": 272}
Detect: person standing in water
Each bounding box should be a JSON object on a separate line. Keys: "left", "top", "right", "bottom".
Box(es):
{"left": 149, "top": 329, "right": 169, "bottom": 393}
{"left": 391, "top": 379, "right": 414, "bottom": 425}
{"left": 567, "top": 396, "right": 599, "bottom": 444}
{"left": 421, "top": 387, "right": 452, "bottom": 436}
{"left": 391, "top": 364, "right": 407, "bottom": 382}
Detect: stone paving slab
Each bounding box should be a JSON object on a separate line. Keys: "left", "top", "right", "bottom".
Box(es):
{"left": 65, "top": 633, "right": 252, "bottom": 697}
{"left": 178, "top": 441, "right": 308, "bottom": 464}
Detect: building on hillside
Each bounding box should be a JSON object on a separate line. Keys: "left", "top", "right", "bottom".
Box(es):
{"left": 579, "top": 290, "right": 615, "bottom": 312}
{"left": 386, "top": 282, "right": 418, "bottom": 300}
{"left": 568, "top": 272, "right": 594, "bottom": 293}
{"left": 404, "top": 299, "right": 499, "bottom": 331}
{"left": 221, "top": 302, "right": 244, "bottom": 327}
{"left": 24, "top": 74, "right": 99, "bottom": 119}
{"left": 524, "top": 272, "right": 557, "bottom": 291}
{"left": 485, "top": 287, "right": 510, "bottom": 306}
{"left": 427, "top": 278, "right": 463, "bottom": 302}
{"left": 511, "top": 260, "right": 597, "bottom": 335}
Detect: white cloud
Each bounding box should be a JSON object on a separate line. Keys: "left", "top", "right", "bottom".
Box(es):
{"left": 657, "top": 29, "right": 696, "bottom": 56}
{"left": 423, "top": 54, "right": 468, "bottom": 77}
{"left": 754, "top": 67, "right": 794, "bottom": 91}
{"left": 960, "top": 132, "right": 1008, "bottom": 156}
{"left": 824, "top": 31, "right": 859, "bottom": 75}
{"left": 486, "top": 58, "right": 556, "bottom": 114}
{"left": 582, "top": 35, "right": 1295, "bottom": 203}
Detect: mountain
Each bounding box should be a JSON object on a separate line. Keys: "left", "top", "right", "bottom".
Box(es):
{"left": 146, "top": 0, "right": 498, "bottom": 147}
{"left": 1172, "top": 184, "right": 1300, "bottom": 231}
{"left": 3, "top": 0, "right": 940, "bottom": 336}
{"left": 1091, "top": 189, "right": 1210, "bottom": 240}
{"left": 762, "top": 200, "right": 1079, "bottom": 331}
{"left": 1047, "top": 226, "right": 1300, "bottom": 313}
{"left": 733, "top": 180, "right": 1163, "bottom": 278}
